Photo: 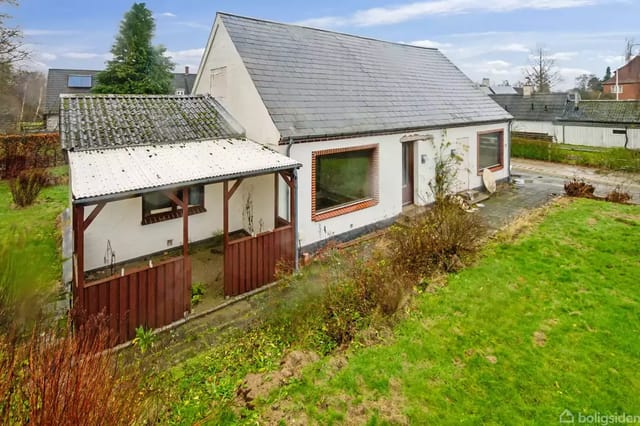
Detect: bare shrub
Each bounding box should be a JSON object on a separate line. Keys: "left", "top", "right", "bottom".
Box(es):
{"left": 564, "top": 179, "right": 595, "bottom": 198}
{"left": 1, "top": 318, "right": 143, "bottom": 425}
{"left": 9, "top": 168, "right": 50, "bottom": 207}
{"left": 388, "top": 200, "right": 487, "bottom": 276}
{"left": 605, "top": 186, "right": 632, "bottom": 204}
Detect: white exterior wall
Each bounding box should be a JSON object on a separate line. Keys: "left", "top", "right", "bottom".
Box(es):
{"left": 46, "top": 114, "right": 59, "bottom": 131}
{"left": 512, "top": 120, "right": 558, "bottom": 139}
{"left": 290, "top": 122, "right": 510, "bottom": 249}
{"left": 193, "top": 19, "right": 280, "bottom": 145}
{"left": 82, "top": 174, "right": 275, "bottom": 271}
{"left": 556, "top": 124, "right": 640, "bottom": 149}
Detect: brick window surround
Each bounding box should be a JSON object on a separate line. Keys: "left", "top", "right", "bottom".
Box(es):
{"left": 311, "top": 144, "right": 379, "bottom": 222}
{"left": 476, "top": 129, "right": 504, "bottom": 174}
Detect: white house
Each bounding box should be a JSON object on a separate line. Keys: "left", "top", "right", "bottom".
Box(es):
{"left": 555, "top": 100, "right": 640, "bottom": 149}
{"left": 193, "top": 13, "right": 513, "bottom": 252}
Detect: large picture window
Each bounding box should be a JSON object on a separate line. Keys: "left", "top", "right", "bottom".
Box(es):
{"left": 142, "top": 186, "right": 205, "bottom": 225}
{"left": 312, "top": 145, "right": 378, "bottom": 221}
{"left": 477, "top": 130, "right": 504, "bottom": 172}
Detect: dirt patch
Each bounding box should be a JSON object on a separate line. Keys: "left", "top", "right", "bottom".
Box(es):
{"left": 587, "top": 217, "right": 598, "bottom": 226}
{"left": 533, "top": 331, "right": 547, "bottom": 347}
{"left": 344, "top": 379, "right": 409, "bottom": 426}
{"left": 485, "top": 355, "right": 498, "bottom": 364}
{"left": 493, "top": 200, "right": 561, "bottom": 243}
{"left": 236, "top": 350, "right": 320, "bottom": 408}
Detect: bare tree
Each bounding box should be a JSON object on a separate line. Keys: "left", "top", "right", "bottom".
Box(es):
{"left": 523, "top": 48, "right": 561, "bottom": 94}
{"left": 0, "top": 0, "right": 27, "bottom": 67}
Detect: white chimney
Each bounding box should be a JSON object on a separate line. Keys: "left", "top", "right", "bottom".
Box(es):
{"left": 523, "top": 84, "right": 533, "bottom": 97}
{"left": 481, "top": 78, "right": 490, "bottom": 87}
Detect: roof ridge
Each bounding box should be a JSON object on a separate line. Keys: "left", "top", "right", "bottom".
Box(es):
{"left": 217, "top": 11, "right": 439, "bottom": 51}
{"left": 59, "top": 93, "right": 211, "bottom": 99}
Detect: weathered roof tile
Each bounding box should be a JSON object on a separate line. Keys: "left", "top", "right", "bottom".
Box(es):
{"left": 60, "top": 94, "right": 244, "bottom": 150}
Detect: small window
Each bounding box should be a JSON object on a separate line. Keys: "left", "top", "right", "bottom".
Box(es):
{"left": 175, "top": 89, "right": 185, "bottom": 95}
{"left": 67, "top": 75, "right": 92, "bottom": 88}
{"left": 478, "top": 131, "right": 504, "bottom": 172}
{"left": 312, "top": 145, "right": 378, "bottom": 221}
{"left": 612, "top": 85, "right": 624, "bottom": 94}
{"left": 142, "top": 186, "right": 205, "bottom": 225}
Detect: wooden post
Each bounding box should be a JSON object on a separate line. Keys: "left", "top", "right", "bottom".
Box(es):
{"left": 182, "top": 188, "right": 188, "bottom": 257}
{"left": 223, "top": 181, "right": 229, "bottom": 247}
{"left": 74, "top": 204, "right": 85, "bottom": 309}
{"left": 274, "top": 173, "right": 279, "bottom": 227}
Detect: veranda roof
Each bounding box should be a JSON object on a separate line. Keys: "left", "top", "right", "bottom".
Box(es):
{"left": 69, "top": 138, "right": 300, "bottom": 203}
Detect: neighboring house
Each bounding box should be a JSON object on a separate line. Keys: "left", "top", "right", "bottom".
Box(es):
{"left": 490, "top": 90, "right": 573, "bottom": 139}
{"left": 45, "top": 67, "right": 197, "bottom": 131}
{"left": 61, "top": 94, "right": 300, "bottom": 342}
{"left": 193, "top": 13, "right": 513, "bottom": 253}
{"left": 478, "top": 78, "right": 519, "bottom": 95}
{"left": 602, "top": 56, "right": 640, "bottom": 100}
{"left": 555, "top": 100, "right": 640, "bottom": 149}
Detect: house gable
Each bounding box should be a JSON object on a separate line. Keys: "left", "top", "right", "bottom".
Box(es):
{"left": 193, "top": 17, "right": 281, "bottom": 145}
{"left": 216, "top": 13, "right": 511, "bottom": 142}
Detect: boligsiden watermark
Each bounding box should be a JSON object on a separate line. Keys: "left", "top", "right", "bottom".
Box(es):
{"left": 559, "top": 409, "right": 640, "bottom": 425}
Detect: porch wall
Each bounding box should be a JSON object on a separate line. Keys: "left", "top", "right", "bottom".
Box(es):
{"left": 287, "top": 122, "right": 510, "bottom": 249}
{"left": 82, "top": 174, "right": 275, "bottom": 271}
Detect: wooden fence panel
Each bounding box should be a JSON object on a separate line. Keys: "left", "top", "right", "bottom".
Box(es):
{"left": 224, "top": 226, "right": 294, "bottom": 297}
{"left": 75, "top": 256, "right": 190, "bottom": 344}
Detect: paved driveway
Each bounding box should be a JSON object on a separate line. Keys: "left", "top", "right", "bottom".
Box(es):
{"left": 478, "top": 159, "right": 639, "bottom": 230}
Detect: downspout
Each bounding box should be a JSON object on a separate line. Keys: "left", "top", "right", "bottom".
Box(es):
{"left": 285, "top": 137, "right": 299, "bottom": 271}
{"left": 507, "top": 120, "right": 513, "bottom": 182}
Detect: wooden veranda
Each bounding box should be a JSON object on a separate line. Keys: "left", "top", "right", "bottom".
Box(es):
{"left": 72, "top": 169, "right": 298, "bottom": 344}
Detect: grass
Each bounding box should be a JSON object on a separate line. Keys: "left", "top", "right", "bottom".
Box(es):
{"left": 0, "top": 166, "right": 69, "bottom": 288}
{"left": 154, "top": 198, "right": 640, "bottom": 424}
{"left": 252, "top": 198, "right": 640, "bottom": 424}
{"left": 512, "top": 137, "right": 640, "bottom": 172}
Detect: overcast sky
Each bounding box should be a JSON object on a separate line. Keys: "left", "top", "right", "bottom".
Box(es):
{"left": 5, "top": 0, "right": 640, "bottom": 90}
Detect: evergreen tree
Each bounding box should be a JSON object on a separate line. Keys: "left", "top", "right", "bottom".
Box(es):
{"left": 603, "top": 66, "right": 612, "bottom": 82}
{"left": 93, "top": 3, "right": 174, "bottom": 94}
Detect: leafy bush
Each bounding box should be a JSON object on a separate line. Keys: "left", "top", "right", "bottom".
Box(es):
{"left": 133, "top": 325, "right": 157, "bottom": 354}
{"left": 9, "top": 169, "right": 50, "bottom": 207}
{"left": 191, "top": 282, "right": 206, "bottom": 306}
{"left": 388, "top": 199, "right": 487, "bottom": 276}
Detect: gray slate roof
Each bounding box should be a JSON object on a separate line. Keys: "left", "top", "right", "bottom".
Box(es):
{"left": 45, "top": 69, "right": 198, "bottom": 115}
{"left": 490, "top": 93, "right": 570, "bottom": 121}
{"left": 45, "top": 69, "right": 100, "bottom": 114}
{"left": 219, "top": 13, "right": 511, "bottom": 140}
{"left": 557, "top": 100, "right": 640, "bottom": 124}
{"left": 60, "top": 94, "right": 244, "bottom": 151}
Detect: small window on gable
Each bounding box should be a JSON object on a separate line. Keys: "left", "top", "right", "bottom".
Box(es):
{"left": 210, "top": 67, "right": 227, "bottom": 100}
{"left": 175, "top": 89, "right": 185, "bottom": 95}
{"left": 142, "top": 185, "right": 206, "bottom": 225}
{"left": 67, "top": 75, "right": 92, "bottom": 88}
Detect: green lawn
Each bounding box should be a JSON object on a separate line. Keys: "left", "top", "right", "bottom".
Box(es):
{"left": 255, "top": 198, "right": 640, "bottom": 424}
{"left": 0, "top": 168, "right": 69, "bottom": 288}
{"left": 155, "top": 198, "right": 640, "bottom": 424}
